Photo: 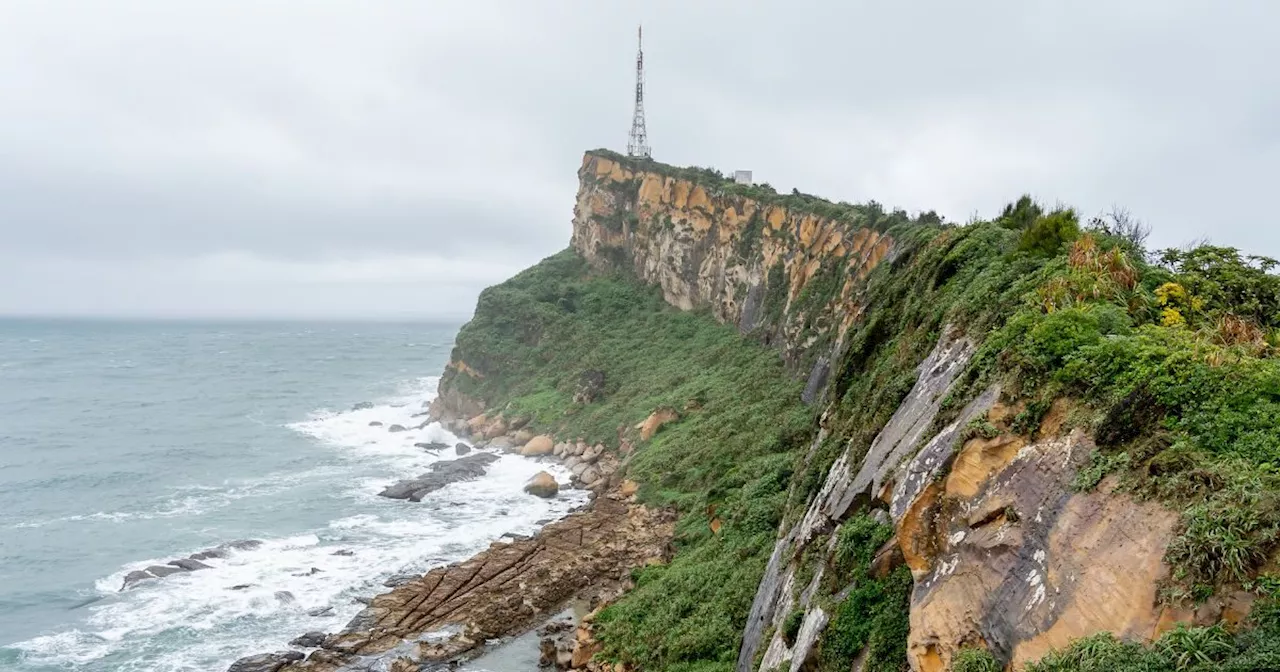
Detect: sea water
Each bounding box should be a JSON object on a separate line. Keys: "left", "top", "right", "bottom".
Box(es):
{"left": 0, "top": 319, "right": 585, "bottom": 671}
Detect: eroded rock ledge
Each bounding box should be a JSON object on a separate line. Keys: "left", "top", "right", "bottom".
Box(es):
{"left": 234, "top": 490, "right": 673, "bottom": 672}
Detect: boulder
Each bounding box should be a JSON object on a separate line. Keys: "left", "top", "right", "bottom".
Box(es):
{"left": 575, "top": 441, "right": 589, "bottom": 456}
{"left": 353, "top": 402, "right": 374, "bottom": 411}
{"left": 520, "top": 435, "right": 555, "bottom": 457}
{"left": 508, "top": 415, "right": 532, "bottom": 431}
{"left": 225, "top": 539, "right": 263, "bottom": 551}
{"left": 167, "top": 558, "right": 212, "bottom": 571}
{"left": 292, "top": 567, "right": 323, "bottom": 577}
{"left": 415, "top": 441, "right": 449, "bottom": 452}
{"left": 387, "top": 424, "right": 408, "bottom": 433}
{"left": 455, "top": 443, "right": 471, "bottom": 456}
{"left": 570, "top": 462, "right": 589, "bottom": 478}
{"left": 467, "top": 413, "right": 489, "bottom": 433}
{"left": 488, "top": 436, "right": 515, "bottom": 452}
{"left": 378, "top": 453, "right": 501, "bottom": 501}
{"left": 229, "top": 584, "right": 253, "bottom": 590}
{"left": 639, "top": 407, "right": 680, "bottom": 441}
{"left": 580, "top": 465, "right": 601, "bottom": 486}
{"left": 524, "top": 471, "right": 560, "bottom": 498}
{"left": 189, "top": 548, "right": 228, "bottom": 561}
{"left": 368, "top": 421, "right": 383, "bottom": 427}
{"left": 227, "top": 651, "right": 304, "bottom": 672}
{"left": 553, "top": 442, "right": 567, "bottom": 457}
{"left": 564, "top": 456, "right": 581, "bottom": 471}
{"left": 306, "top": 606, "right": 334, "bottom": 617}
{"left": 583, "top": 444, "right": 604, "bottom": 464}
{"left": 290, "top": 631, "right": 328, "bottom": 648}
{"left": 482, "top": 417, "right": 509, "bottom": 440}
{"left": 121, "top": 570, "right": 153, "bottom": 590}
{"left": 620, "top": 480, "right": 640, "bottom": 497}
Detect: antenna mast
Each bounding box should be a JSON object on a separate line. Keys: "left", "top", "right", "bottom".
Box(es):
{"left": 627, "top": 25, "right": 651, "bottom": 159}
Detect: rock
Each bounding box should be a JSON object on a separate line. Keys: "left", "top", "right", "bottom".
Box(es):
{"left": 354, "top": 596, "right": 373, "bottom": 605}
{"left": 280, "top": 494, "right": 675, "bottom": 668}
{"left": 167, "top": 558, "right": 212, "bottom": 571}
{"left": 225, "top": 539, "right": 263, "bottom": 551}
{"left": 564, "top": 456, "right": 581, "bottom": 471}
{"left": 229, "top": 584, "right": 253, "bottom": 590}
{"left": 368, "top": 421, "right": 383, "bottom": 427}
{"left": 378, "top": 453, "right": 501, "bottom": 501}
{"left": 416, "top": 420, "right": 432, "bottom": 430}
{"left": 511, "top": 429, "right": 536, "bottom": 446}
{"left": 580, "top": 465, "right": 601, "bottom": 486}
{"left": 121, "top": 570, "right": 154, "bottom": 590}
{"left": 508, "top": 415, "right": 531, "bottom": 431}
{"left": 583, "top": 444, "right": 604, "bottom": 464}
{"left": 575, "top": 441, "right": 588, "bottom": 456}
{"left": 482, "top": 417, "right": 509, "bottom": 440}
{"left": 638, "top": 407, "right": 680, "bottom": 441}
{"left": 306, "top": 606, "right": 334, "bottom": 617}
{"left": 227, "top": 652, "right": 301, "bottom": 672}
{"left": 455, "top": 442, "right": 471, "bottom": 455}
{"left": 383, "top": 573, "right": 419, "bottom": 588}
{"left": 189, "top": 548, "right": 228, "bottom": 561}
{"left": 290, "top": 631, "right": 328, "bottom": 647}
{"left": 331, "top": 549, "right": 355, "bottom": 556}
{"left": 145, "top": 564, "right": 186, "bottom": 578}
{"left": 274, "top": 591, "right": 296, "bottom": 604}
{"left": 292, "top": 567, "right": 323, "bottom": 577}
{"left": 520, "top": 435, "right": 555, "bottom": 457}
{"left": 620, "top": 480, "right": 640, "bottom": 497}
{"left": 387, "top": 424, "right": 408, "bottom": 433}
{"left": 573, "top": 369, "right": 606, "bottom": 404}
{"left": 415, "top": 441, "right": 449, "bottom": 452}
{"left": 553, "top": 442, "right": 567, "bottom": 457}
{"left": 524, "top": 471, "right": 559, "bottom": 498}
{"left": 488, "top": 436, "right": 515, "bottom": 452}
{"left": 570, "top": 462, "right": 589, "bottom": 478}
{"left": 353, "top": 402, "right": 374, "bottom": 410}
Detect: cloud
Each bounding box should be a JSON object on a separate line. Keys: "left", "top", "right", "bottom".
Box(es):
{"left": 0, "top": 1, "right": 1277, "bottom": 318}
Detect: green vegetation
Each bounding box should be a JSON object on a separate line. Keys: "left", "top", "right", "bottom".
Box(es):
{"left": 448, "top": 249, "right": 810, "bottom": 671}
{"left": 1025, "top": 603, "right": 1280, "bottom": 671}
{"left": 953, "top": 648, "right": 1003, "bottom": 672}
{"left": 819, "top": 515, "right": 912, "bottom": 672}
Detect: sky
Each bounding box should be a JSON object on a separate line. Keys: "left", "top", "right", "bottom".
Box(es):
{"left": 0, "top": 1, "right": 1277, "bottom": 320}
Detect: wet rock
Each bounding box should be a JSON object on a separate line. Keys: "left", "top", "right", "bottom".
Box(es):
{"left": 387, "top": 424, "right": 408, "bottom": 433}
{"left": 488, "top": 436, "right": 514, "bottom": 452}
{"left": 290, "top": 631, "right": 328, "bottom": 647}
{"left": 368, "top": 421, "right": 383, "bottom": 427}
{"left": 189, "top": 548, "right": 228, "bottom": 561}
{"left": 525, "top": 471, "right": 560, "bottom": 498}
{"left": 274, "top": 591, "right": 296, "bottom": 604}
{"left": 167, "top": 558, "right": 212, "bottom": 571}
{"left": 145, "top": 565, "right": 186, "bottom": 578}
{"left": 383, "top": 573, "right": 420, "bottom": 588}
{"left": 354, "top": 596, "right": 373, "bottom": 605}
{"left": 290, "top": 629, "right": 327, "bottom": 645}
{"left": 292, "top": 567, "right": 323, "bottom": 577}
{"left": 580, "top": 465, "right": 601, "bottom": 487}
{"left": 227, "top": 651, "right": 303, "bottom": 672}
{"left": 415, "top": 441, "right": 449, "bottom": 452}
{"left": 225, "top": 539, "right": 263, "bottom": 551}
{"left": 455, "top": 442, "right": 471, "bottom": 455}
{"left": 121, "top": 570, "right": 154, "bottom": 590}
{"left": 378, "top": 453, "right": 502, "bottom": 501}
{"left": 306, "top": 606, "right": 334, "bottom": 617}
{"left": 353, "top": 402, "right": 374, "bottom": 410}
{"left": 229, "top": 584, "right": 253, "bottom": 590}
{"left": 416, "top": 419, "right": 432, "bottom": 430}
{"left": 520, "top": 435, "right": 555, "bottom": 457}
{"left": 331, "top": 549, "right": 355, "bottom": 557}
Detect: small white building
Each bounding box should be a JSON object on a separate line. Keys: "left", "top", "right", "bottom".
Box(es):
{"left": 734, "top": 170, "right": 753, "bottom": 185}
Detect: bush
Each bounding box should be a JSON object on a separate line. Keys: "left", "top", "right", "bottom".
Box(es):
{"left": 953, "top": 648, "right": 1003, "bottom": 672}
{"left": 1018, "top": 208, "right": 1081, "bottom": 257}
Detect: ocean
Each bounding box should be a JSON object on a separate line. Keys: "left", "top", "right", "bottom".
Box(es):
{"left": 0, "top": 318, "right": 585, "bottom": 671}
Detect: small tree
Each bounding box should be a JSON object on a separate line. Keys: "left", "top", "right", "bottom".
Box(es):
{"left": 1018, "top": 208, "right": 1081, "bottom": 258}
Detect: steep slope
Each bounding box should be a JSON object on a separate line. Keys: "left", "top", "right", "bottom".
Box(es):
{"left": 432, "top": 151, "right": 1280, "bottom": 672}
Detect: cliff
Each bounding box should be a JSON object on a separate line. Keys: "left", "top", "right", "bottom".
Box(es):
{"left": 327, "top": 151, "right": 1280, "bottom": 672}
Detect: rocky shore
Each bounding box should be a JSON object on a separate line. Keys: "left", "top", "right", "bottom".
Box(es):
{"left": 227, "top": 403, "right": 672, "bottom": 672}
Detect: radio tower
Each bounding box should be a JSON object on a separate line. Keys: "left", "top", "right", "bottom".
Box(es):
{"left": 626, "top": 25, "right": 651, "bottom": 159}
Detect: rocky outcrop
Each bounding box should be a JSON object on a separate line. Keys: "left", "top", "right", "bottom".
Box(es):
{"left": 121, "top": 540, "right": 262, "bottom": 590}
{"left": 270, "top": 492, "right": 675, "bottom": 671}
{"left": 637, "top": 407, "right": 679, "bottom": 441}
{"left": 227, "top": 651, "right": 303, "bottom": 672}
{"left": 378, "top": 453, "right": 500, "bottom": 502}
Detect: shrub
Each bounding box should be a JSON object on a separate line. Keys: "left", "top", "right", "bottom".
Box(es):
{"left": 953, "top": 648, "right": 1003, "bottom": 672}
{"left": 1018, "top": 208, "right": 1081, "bottom": 258}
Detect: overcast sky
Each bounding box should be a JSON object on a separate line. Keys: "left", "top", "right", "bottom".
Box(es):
{"left": 1, "top": 1, "right": 1276, "bottom": 320}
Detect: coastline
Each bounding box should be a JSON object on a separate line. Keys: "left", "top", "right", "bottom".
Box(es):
{"left": 229, "top": 401, "right": 672, "bottom": 672}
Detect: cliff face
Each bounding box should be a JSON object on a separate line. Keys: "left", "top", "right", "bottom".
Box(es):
{"left": 570, "top": 151, "right": 893, "bottom": 396}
